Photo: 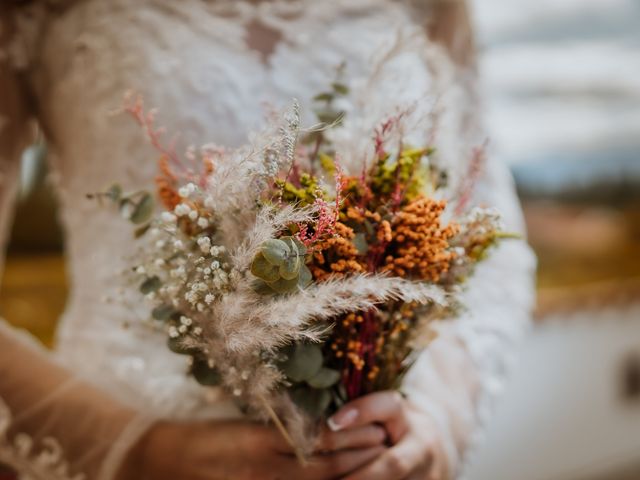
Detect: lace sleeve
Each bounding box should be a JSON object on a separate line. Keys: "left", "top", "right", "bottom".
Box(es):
{"left": 402, "top": 146, "right": 537, "bottom": 476}
{"left": 397, "top": 3, "right": 536, "bottom": 476}
{"left": 1, "top": 9, "right": 155, "bottom": 480}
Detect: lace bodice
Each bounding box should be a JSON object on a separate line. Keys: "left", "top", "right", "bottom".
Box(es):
{"left": 1, "top": 0, "right": 536, "bottom": 478}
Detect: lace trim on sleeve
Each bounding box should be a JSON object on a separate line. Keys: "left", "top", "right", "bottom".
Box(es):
{"left": 0, "top": 398, "right": 85, "bottom": 480}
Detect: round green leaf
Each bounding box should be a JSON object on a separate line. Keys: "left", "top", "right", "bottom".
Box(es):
{"left": 251, "top": 253, "right": 281, "bottom": 282}
{"left": 191, "top": 358, "right": 221, "bottom": 386}
{"left": 279, "top": 254, "right": 300, "bottom": 280}
{"left": 291, "top": 237, "right": 308, "bottom": 256}
{"left": 130, "top": 192, "right": 154, "bottom": 224}
{"left": 140, "top": 276, "right": 162, "bottom": 294}
{"left": 151, "top": 304, "right": 176, "bottom": 321}
{"left": 261, "top": 239, "right": 290, "bottom": 265}
{"left": 268, "top": 276, "right": 299, "bottom": 294}
{"left": 307, "top": 367, "right": 341, "bottom": 389}
{"left": 280, "top": 343, "right": 323, "bottom": 382}
{"left": 290, "top": 386, "right": 332, "bottom": 418}
{"left": 297, "top": 264, "right": 312, "bottom": 289}
{"left": 281, "top": 236, "right": 299, "bottom": 256}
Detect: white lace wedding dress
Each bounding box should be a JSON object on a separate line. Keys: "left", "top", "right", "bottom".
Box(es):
{"left": 0, "top": 0, "right": 536, "bottom": 478}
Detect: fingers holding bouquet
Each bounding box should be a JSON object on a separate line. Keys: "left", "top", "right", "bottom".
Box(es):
{"left": 328, "top": 391, "right": 449, "bottom": 480}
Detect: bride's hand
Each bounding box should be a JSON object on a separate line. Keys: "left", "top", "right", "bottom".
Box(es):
{"left": 128, "top": 419, "right": 387, "bottom": 480}
{"left": 327, "top": 391, "right": 449, "bottom": 480}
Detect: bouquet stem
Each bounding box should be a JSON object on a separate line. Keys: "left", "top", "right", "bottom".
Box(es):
{"left": 258, "top": 394, "right": 308, "bottom": 466}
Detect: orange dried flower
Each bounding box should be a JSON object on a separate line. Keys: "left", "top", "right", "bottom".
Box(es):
{"left": 382, "top": 195, "right": 459, "bottom": 282}
{"left": 156, "top": 155, "right": 180, "bottom": 211}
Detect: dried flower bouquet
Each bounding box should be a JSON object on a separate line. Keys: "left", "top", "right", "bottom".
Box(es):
{"left": 93, "top": 83, "right": 508, "bottom": 456}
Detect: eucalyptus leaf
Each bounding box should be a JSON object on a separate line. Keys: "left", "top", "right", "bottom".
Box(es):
{"left": 280, "top": 343, "right": 323, "bottom": 382}
{"left": 317, "top": 110, "right": 345, "bottom": 125}
{"left": 331, "top": 82, "right": 349, "bottom": 95}
{"left": 140, "top": 276, "right": 162, "bottom": 294}
{"left": 297, "top": 264, "right": 312, "bottom": 289}
{"left": 191, "top": 359, "right": 221, "bottom": 386}
{"left": 307, "top": 367, "right": 341, "bottom": 389}
{"left": 281, "top": 236, "right": 299, "bottom": 257}
{"left": 252, "top": 279, "right": 277, "bottom": 296}
{"left": 106, "top": 184, "right": 122, "bottom": 202}
{"left": 287, "top": 236, "right": 307, "bottom": 256}
{"left": 268, "top": 276, "right": 299, "bottom": 294}
{"left": 151, "top": 304, "right": 176, "bottom": 321}
{"left": 130, "top": 192, "right": 154, "bottom": 224}
{"left": 290, "top": 386, "right": 332, "bottom": 418}
{"left": 313, "top": 92, "right": 334, "bottom": 103}
{"left": 279, "top": 254, "right": 300, "bottom": 280}
{"left": 251, "top": 253, "right": 281, "bottom": 283}
{"left": 261, "top": 239, "right": 290, "bottom": 265}
{"left": 134, "top": 223, "right": 151, "bottom": 239}
{"left": 353, "top": 233, "right": 369, "bottom": 255}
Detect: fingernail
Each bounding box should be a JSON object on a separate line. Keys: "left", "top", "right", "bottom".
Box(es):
{"left": 327, "top": 409, "right": 358, "bottom": 432}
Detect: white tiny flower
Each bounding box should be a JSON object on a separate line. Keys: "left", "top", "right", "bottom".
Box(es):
{"left": 174, "top": 203, "right": 191, "bottom": 217}
{"left": 233, "top": 388, "right": 242, "bottom": 397}
{"left": 204, "top": 196, "right": 215, "bottom": 209}
{"left": 173, "top": 240, "right": 184, "bottom": 249}
{"left": 193, "top": 327, "right": 203, "bottom": 336}
{"left": 149, "top": 227, "right": 161, "bottom": 237}
{"left": 178, "top": 182, "right": 197, "bottom": 198}
{"left": 197, "top": 237, "right": 211, "bottom": 254}
{"left": 197, "top": 303, "right": 205, "bottom": 312}
{"left": 210, "top": 260, "right": 220, "bottom": 270}
{"left": 154, "top": 258, "right": 165, "bottom": 267}
{"left": 197, "top": 217, "right": 209, "bottom": 228}
{"left": 205, "top": 294, "right": 215, "bottom": 304}
{"left": 168, "top": 326, "right": 179, "bottom": 338}
{"left": 178, "top": 325, "right": 188, "bottom": 334}
{"left": 135, "top": 266, "right": 146, "bottom": 275}
{"left": 188, "top": 210, "right": 198, "bottom": 221}
{"left": 161, "top": 212, "right": 177, "bottom": 223}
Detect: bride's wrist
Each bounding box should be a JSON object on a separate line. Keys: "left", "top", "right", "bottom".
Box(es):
{"left": 117, "top": 420, "right": 180, "bottom": 480}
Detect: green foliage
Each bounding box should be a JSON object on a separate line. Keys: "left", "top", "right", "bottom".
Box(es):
{"left": 275, "top": 173, "right": 325, "bottom": 207}
{"left": 90, "top": 183, "right": 155, "bottom": 233}
{"left": 151, "top": 304, "right": 178, "bottom": 321}
{"left": 279, "top": 343, "right": 323, "bottom": 382}
{"left": 140, "top": 275, "right": 161, "bottom": 294}
{"left": 277, "top": 342, "right": 342, "bottom": 418}
{"left": 370, "top": 147, "right": 432, "bottom": 201}
{"left": 191, "top": 358, "right": 222, "bottom": 386}
{"left": 129, "top": 192, "right": 154, "bottom": 224}
{"left": 290, "top": 386, "right": 332, "bottom": 418}
{"left": 307, "top": 367, "right": 341, "bottom": 389}
{"left": 251, "top": 237, "right": 311, "bottom": 294}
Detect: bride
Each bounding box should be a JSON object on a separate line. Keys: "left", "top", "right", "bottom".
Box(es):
{"left": 0, "top": 0, "right": 535, "bottom": 478}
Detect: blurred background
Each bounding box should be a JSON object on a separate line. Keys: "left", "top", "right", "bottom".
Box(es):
{"left": 1, "top": 0, "right": 639, "bottom": 479}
